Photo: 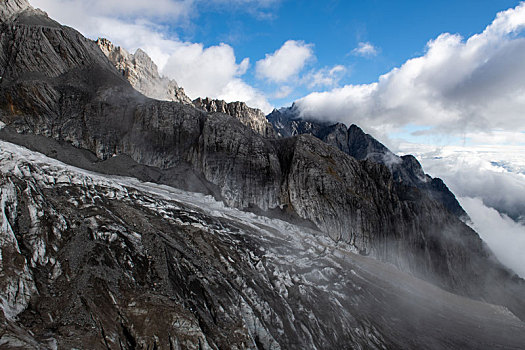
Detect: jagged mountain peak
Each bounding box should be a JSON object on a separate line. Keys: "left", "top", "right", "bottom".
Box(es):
{"left": 1, "top": 5, "right": 525, "bottom": 348}
{"left": 267, "top": 107, "right": 467, "bottom": 217}
{"left": 97, "top": 37, "right": 276, "bottom": 137}
{"left": 0, "top": 0, "right": 30, "bottom": 19}
{"left": 96, "top": 37, "right": 275, "bottom": 138}
{"left": 95, "top": 37, "right": 193, "bottom": 105}
{"left": 0, "top": 0, "right": 53, "bottom": 26}
{"left": 194, "top": 97, "right": 277, "bottom": 137}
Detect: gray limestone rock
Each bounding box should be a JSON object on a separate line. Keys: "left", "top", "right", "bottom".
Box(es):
{"left": 268, "top": 107, "right": 467, "bottom": 218}
{"left": 1, "top": 143, "right": 525, "bottom": 349}
{"left": 96, "top": 38, "right": 276, "bottom": 138}
{"left": 0, "top": 0, "right": 29, "bottom": 21}
{"left": 1, "top": 3, "right": 525, "bottom": 347}
{"left": 194, "top": 97, "right": 277, "bottom": 138}
{"left": 96, "top": 37, "right": 193, "bottom": 105}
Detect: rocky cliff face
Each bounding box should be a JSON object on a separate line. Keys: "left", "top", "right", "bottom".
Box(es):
{"left": 267, "top": 107, "right": 467, "bottom": 218}
{"left": 1, "top": 2, "right": 525, "bottom": 346}
{"left": 96, "top": 39, "right": 275, "bottom": 138}
{"left": 96, "top": 38, "right": 193, "bottom": 105}
{"left": 194, "top": 97, "right": 276, "bottom": 138}
{"left": 0, "top": 0, "right": 29, "bottom": 19}
{"left": 0, "top": 0, "right": 502, "bottom": 282}
{"left": 2, "top": 141, "right": 525, "bottom": 349}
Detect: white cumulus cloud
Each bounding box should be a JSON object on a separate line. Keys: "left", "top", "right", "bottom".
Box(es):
{"left": 256, "top": 40, "right": 314, "bottom": 83}
{"left": 352, "top": 42, "right": 378, "bottom": 57}
{"left": 297, "top": 3, "right": 525, "bottom": 142}
{"left": 273, "top": 85, "right": 293, "bottom": 99}
{"left": 303, "top": 65, "right": 346, "bottom": 89}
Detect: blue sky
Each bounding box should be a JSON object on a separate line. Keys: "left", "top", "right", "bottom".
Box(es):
{"left": 179, "top": 0, "right": 522, "bottom": 105}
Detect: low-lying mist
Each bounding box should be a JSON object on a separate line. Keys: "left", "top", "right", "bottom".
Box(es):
{"left": 396, "top": 144, "right": 525, "bottom": 278}
{"left": 460, "top": 196, "right": 525, "bottom": 278}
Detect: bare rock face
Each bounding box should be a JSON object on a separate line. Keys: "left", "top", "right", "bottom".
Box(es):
{"left": 96, "top": 38, "right": 193, "bottom": 105}
{"left": 2, "top": 143, "right": 525, "bottom": 349}
{"left": 0, "top": 0, "right": 30, "bottom": 21}
{"left": 268, "top": 107, "right": 467, "bottom": 218}
{"left": 0, "top": 1, "right": 498, "bottom": 282}
{"left": 194, "top": 97, "right": 277, "bottom": 138}
{"left": 96, "top": 39, "right": 276, "bottom": 139}
{"left": 1, "top": 4, "right": 525, "bottom": 346}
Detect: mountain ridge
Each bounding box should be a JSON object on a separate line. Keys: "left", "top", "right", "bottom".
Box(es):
{"left": 194, "top": 97, "right": 276, "bottom": 138}
{"left": 1, "top": 1, "right": 524, "bottom": 347}
{"left": 0, "top": 0, "right": 517, "bottom": 291}
{"left": 267, "top": 106, "right": 467, "bottom": 217}
{"left": 2, "top": 140, "right": 525, "bottom": 349}
{"left": 96, "top": 38, "right": 276, "bottom": 138}
{"left": 98, "top": 40, "right": 466, "bottom": 219}
{"left": 96, "top": 37, "right": 193, "bottom": 105}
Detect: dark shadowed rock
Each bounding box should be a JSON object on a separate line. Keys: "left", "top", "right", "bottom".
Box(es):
{"left": 96, "top": 40, "right": 276, "bottom": 139}
{"left": 1, "top": 143, "right": 525, "bottom": 349}
{"left": 268, "top": 107, "right": 467, "bottom": 218}
{"left": 0, "top": 2, "right": 524, "bottom": 347}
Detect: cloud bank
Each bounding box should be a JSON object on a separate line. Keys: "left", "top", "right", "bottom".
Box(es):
{"left": 460, "top": 197, "right": 525, "bottom": 277}
{"left": 297, "top": 3, "right": 525, "bottom": 142}
{"left": 303, "top": 65, "right": 346, "bottom": 89}
{"left": 399, "top": 143, "right": 525, "bottom": 222}
{"left": 401, "top": 142, "right": 525, "bottom": 277}
{"left": 398, "top": 143, "right": 525, "bottom": 277}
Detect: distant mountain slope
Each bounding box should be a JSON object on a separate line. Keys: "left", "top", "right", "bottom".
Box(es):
{"left": 1, "top": 0, "right": 525, "bottom": 342}
{"left": 267, "top": 105, "right": 467, "bottom": 218}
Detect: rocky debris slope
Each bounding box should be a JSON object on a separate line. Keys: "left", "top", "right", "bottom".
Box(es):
{"left": 96, "top": 38, "right": 193, "bottom": 105}
{"left": 194, "top": 97, "right": 276, "bottom": 137}
{"left": 1, "top": 140, "right": 525, "bottom": 349}
{"left": 267, "top": 106, "right": 466, "bottom": 217}
{"left": 1, "top": 0, "right": 525, "bottom": 328}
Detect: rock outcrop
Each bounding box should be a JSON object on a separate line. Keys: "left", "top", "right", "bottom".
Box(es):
{"left": 96, "top": 38, "right": 276, "bottom": 137}
{"left": 194, "top": 97, "right": 276, "bottom": 137}
{"left": 1, "top": 2, "right": 525, "bottom": 345}
{"left": 267, "top": 107, "right": 467, "bottom": 218}
{"left": 96, "top": 38, "right": 193, "bottom": 105}
{"left": 2, "top": 142, "right": 525, "bottom": 349}
{"left": 0, "top": 0, "right": 29, "bottom": 20}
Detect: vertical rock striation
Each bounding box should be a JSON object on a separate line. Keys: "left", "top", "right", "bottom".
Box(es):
{"left": 96, "top": 38, "right": 193, "bottom": 105}
{"left": 194, "top": 97, "right": 276, "bottom": 138}
{"left": 267, "top": 107, "right": 467, "bottom": 218}
{"left": 0, "top": 0, "right": 524, "bottom": 334}
{"left": 1, "top": 142, "right": 524, "bottom": 349}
